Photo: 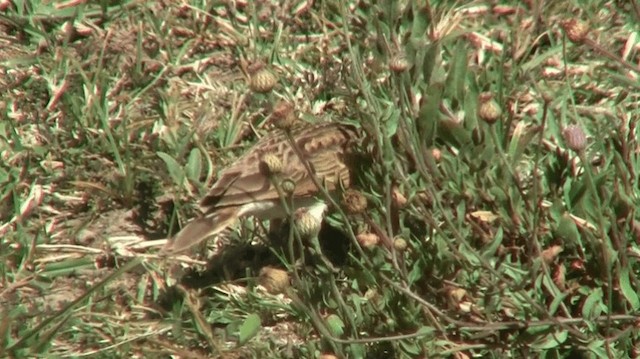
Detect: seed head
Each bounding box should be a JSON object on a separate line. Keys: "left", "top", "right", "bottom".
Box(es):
{"left": 0, "top": 0, "right": 14, "bottom": 11}
{"left": 271, "top": 100, "right": 297, "bottom": 130}
{"left": 431, "top": 148, "right": 442, "bottom": 162}
{"left": 259, "top": 267, "right": 290, "bottom": 294}
{"left": 342, "top": 189, "right": 367, "bottom": 214}
{"left": 392, "top": 187, "right": 407, "bottom": 208}
{"left": 280, "top": 178, "right": 296, "bottom": 195}
{"left": 541, "top": 245, "right": 563, "bottom": 264}
{"left": 393, "top": 237, "right": 408, "bottom": 252}
{"left": 562, "top": 19, "right": 589, "bottom": 44}
{"left": 389, "top": 53, "right": 410, "bottom": 73}
{"left": 294, "top": 208, "right": 321, "bottom": 239}
{"left": 260, "top": 153, "right": 283, "bottom": 175}
{"left": 61, "top": 21, "right": 75, "bottom": 41}
{"left": 248, "top": 62, "right": 277, "bottom": 93}
{"left": 562, "top": 125, "right": 587, "bottom": 152}
{"left": 478, "top": 92, "right": 502, "bottom": 124}
{"left": 356, "top": 232, "right": 380, "bottom": 248}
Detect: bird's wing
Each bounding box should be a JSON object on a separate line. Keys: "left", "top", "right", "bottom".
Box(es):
{"left": 199, "top": 123, "right": 357, "bottom": 215}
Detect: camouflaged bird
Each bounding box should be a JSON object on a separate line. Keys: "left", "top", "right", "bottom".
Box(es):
{"left": 163, "top": 122, "right": 359, "bottom": 253}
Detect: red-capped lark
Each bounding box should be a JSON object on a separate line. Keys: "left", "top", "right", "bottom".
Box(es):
{"left": 163, "top": 122, "right": 359, "bottom": 254}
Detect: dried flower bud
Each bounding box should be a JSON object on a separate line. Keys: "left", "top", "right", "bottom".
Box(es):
{"left": 431, "top": 148, "right": 442, "bottom": 162}
{"left": 445, "top": 286, "right": 467, "bottom": 309}
{"left": 0, "top": 0, "right": 14, "bottom": 11}
{"left": 271, "top": 100, "right": 297, "bottom": 130}
{"left": 280, "top": 178, "right": 296, "bottom": 195}
{"left": 389, "top": 53, "right": 410, "bottom": 73}
{"left": 562, "top": 19, "right": 589, "bottom": 44}
{"left": 259, "top": 267, "right": 290, "bottom": 293}
{"left": 37, "top": 38, "right": 48, "bottom": 54}
{"left": 61, "top": 21, "right": 75, "bottom": 42}
{"left": 391, "top": 187, "right": 407, "bottom": 208}
{"left": 540, "top": 90, "right": 554, "bottom": 104}
{"left": 562, "top": 125, "right": 587, "bottom": 152}
{"left": 541, "top": 245, "right": 563, "bottom": 264}
{"left": 342, "top": 189, "right": 367, "bottom": 214}
{"left": 570, "top": 258, "right": 585, "bottom": 271}
{"left": 356, "top": 232, "right": 380, "bottom": 248}
{"left": 74, "top": 22, "right": 93, "bottom": 37}
{"left": 260, "top": 153, "right": 283, "bottom": 175}
{"left": 248, "top": 62, "right": 277, "bottom": 93}
{"left": 393, "top": 237, "right": 408, "bottom": 252}
{"left": 478, "top": 92, "right": 502, "bottom": 124}
{"left": 447, "top": 286, "right": 467, "bottom": 303}
{"left": 553, "top": 263, "right": 566, "bottom": 289}
{"left": 294, "top": 208, "right": 321, "bottom": 238}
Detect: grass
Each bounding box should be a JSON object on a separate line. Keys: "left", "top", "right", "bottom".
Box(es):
{"left": 1, "top": 0, "right": 640, "bottom": 357}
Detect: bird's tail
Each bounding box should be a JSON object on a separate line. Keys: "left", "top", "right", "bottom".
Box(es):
{"left": 162, "top": 207, "right": 239, "bottom": 254}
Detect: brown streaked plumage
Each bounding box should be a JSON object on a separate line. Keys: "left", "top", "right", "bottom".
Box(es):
{"left": 163, "top": 122, "right": 359, "bottom": 254}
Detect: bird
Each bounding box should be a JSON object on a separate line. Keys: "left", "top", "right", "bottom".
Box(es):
{"left": 162, "top": 122, "right": 360, "bottom": 254}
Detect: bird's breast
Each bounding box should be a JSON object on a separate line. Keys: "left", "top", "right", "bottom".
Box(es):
{"left": 237, "top": 197, "right": 327, "bottom": 220}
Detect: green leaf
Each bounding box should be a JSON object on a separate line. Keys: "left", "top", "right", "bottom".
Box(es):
{"left": 185, "top": 148, "right": 202, "bottom": 182}
{"left": 416, "top": 326, "right": 436, "bottom": 337}
{"left": 410, "top": 2, "right": 429, "bottom": 45}
{"left": 582, "top": 287, "right": 603, "bottom": 319}
{"left": 326, "top": 314, "right": 345, "bottom": 337}
{"left": 417, "top": 82, "right": 444, "bottom": 147}
{"left": 619, "top": 265, "right": 640, "bottom": 310}
{"left": 587, "top": 339, "right": 608, "bottom": 357}
{"left": 548, "top": 291, "right": 569, "bottom": 316}
{"left": 507, "top": 123, "right": 540, "bottom": 162}
{"left": 157, "top": 152, "right": 185, "bottom": 187}
{"left": 408, "top": 258, "right": 426, "bottom": 285}
{"left": 554, "top": 213, "right": 580, "bottom": 245}
{"left": 238, "top": 313, "right": 261, "bottom": 345}
{"left": 399, "top": 339, "right": 421, "bottom": 355}
{"left": 530, "top": 329, "right": 568, "bottom": 349}
{"left": 421, "top": 43, "right": 439, "bottom": 85}
{"left": 482, "top": 227, "right": 503, "bottom": 258}
{"left": 382, "top": 106, "right": 399, "bottom": 137}
{"left": 350, "top": 343, "right": 366, "bottom": 358}
{"left": 445, "top": 40, "right": 469, "bottom": 104}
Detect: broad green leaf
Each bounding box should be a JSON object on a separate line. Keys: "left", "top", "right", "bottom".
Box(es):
{"left": 524, "top": 325, "right": 552, "bottom": 337}
{"left": 416, "top": 326, "right": 436, "bottom": 337}
{"left": 482, "top": 227, "right": 503, "bottom": 258}
{"left": 548, "top": 291, "right": 568, "bottom": 316}
{"left": 350, "top": 343, "right": 366, "bottom": 358}
{"left": 157, "top": 152, "right": 185, "bottom": 187}
{"left": 382, "top": 106, "right": 399, "bottom": 137}
{"left": 530, "top": 329, "right": 568, "bottom": 349}
{"left": 555, "top": 213, "right": 580, "bottom": 245}
{"left": 410, "top": 2, "right": 429, "bottom": 45}
{"left": 326, "top": 314, "right": 345, "bottom": 337}
{"left": 445, "top": 41, "right": 468, "bottom": 104}
{"left": 619, "top": 265, "right": 640, "bottom": 310}
{"left": 238, "top": 313, "right": 261, "bottom": 345}
{"left": 399, "top": 338, "right": 421, "bottom": 355}
{"left": 408, "top": 258, "right": 426, "bottom": 285}
{"left": 581, "top": 288, "right": 603, "bottom": 319}
{"left": 418, "top": 82, "right": 443, "bottom": 147}
{"left": 587, "top": 339, "right": 608, "bottom": 357}
{"left": 507, "top": 122, "right": 540, "bottom": 162}
{"left": 422, "top": 43, "right": 439, "bottom": 85}
{"left": 185, "top": 148, "right": 202, "bottom": 182}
